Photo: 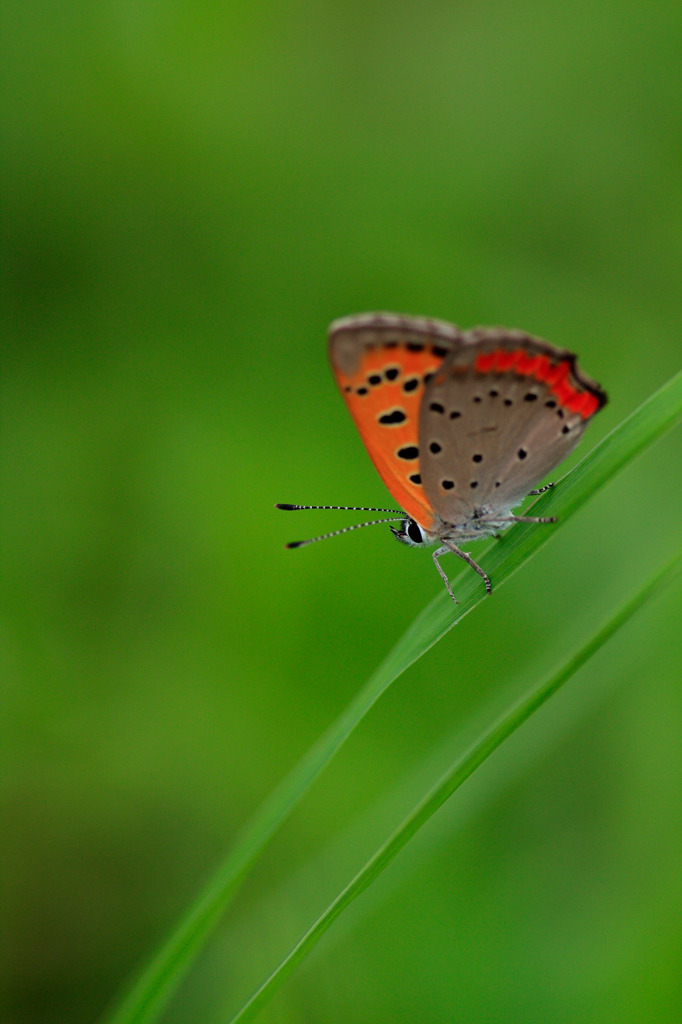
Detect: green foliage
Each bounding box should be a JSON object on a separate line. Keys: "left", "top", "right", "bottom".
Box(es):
{"left": 4, "top": 3, "right": 682, "bottom": 1023}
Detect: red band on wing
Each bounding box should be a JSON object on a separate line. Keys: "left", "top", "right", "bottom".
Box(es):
{"left": 474, "top": 349, "right": 600, "bottom": 419}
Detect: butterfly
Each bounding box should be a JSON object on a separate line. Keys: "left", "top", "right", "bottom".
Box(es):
{"left": 277, "top": 313, "right": 607, "bottom": 601}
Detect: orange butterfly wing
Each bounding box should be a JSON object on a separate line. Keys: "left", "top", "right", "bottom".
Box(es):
{"left": 328, "top": 314, "right": 461, "bottom": 532}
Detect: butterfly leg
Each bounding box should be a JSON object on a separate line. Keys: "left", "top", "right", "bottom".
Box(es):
{"left": 528, "top": 482, "right": 555, "bottom": 495}
{"left": 432, "top": 546, "right": 459, "bottom": 602}
{"left": 433, "top": 543, "right": 492, "bottom": 602}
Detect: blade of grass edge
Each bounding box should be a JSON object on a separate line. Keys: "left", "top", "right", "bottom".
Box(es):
{"left": 229, "top": 548, "right": 682, "bottom": 1024}
{"left": 103, "top": 369, "right": 682, "bottom": 1024}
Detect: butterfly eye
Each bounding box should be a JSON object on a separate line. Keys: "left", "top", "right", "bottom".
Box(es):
{"left": 407, "top": 519, "right": 425, "bottom": 544}
{"left": 390, "top": 518, "right": 427, "bottom": 546}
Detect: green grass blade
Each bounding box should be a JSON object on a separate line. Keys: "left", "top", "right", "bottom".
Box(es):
{"left": 229, "top": 549, "right": 682, "bottom": 1024}
{"left": 102, "top": 369, "right": 682, "bottom": 1024}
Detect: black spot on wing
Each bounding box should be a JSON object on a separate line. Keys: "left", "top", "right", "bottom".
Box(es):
{"left": 397, "top": 445, "right": 419, "bottom": 460}
{"left": 378, "top": 409, "right": 407, "bottom": 425}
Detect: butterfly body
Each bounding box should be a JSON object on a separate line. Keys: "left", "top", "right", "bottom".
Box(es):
{"left": 279, "top": 312, "right": 607, "bottom": 601}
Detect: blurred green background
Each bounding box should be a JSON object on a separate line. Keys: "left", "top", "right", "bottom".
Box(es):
{"left": 3, "top": 1, "right": 682, "bottom": 1022}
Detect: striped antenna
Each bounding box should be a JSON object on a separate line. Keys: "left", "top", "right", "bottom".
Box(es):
{"left": 274, "top": 503, "right": 405, "bottom": 549}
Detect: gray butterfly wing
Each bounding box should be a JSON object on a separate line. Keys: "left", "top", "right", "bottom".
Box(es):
{"left": 328, "top": 312, "right": 463, "bottom": 377}
{"left": 418, "top": 328, "right": 607, "bottom": 524}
